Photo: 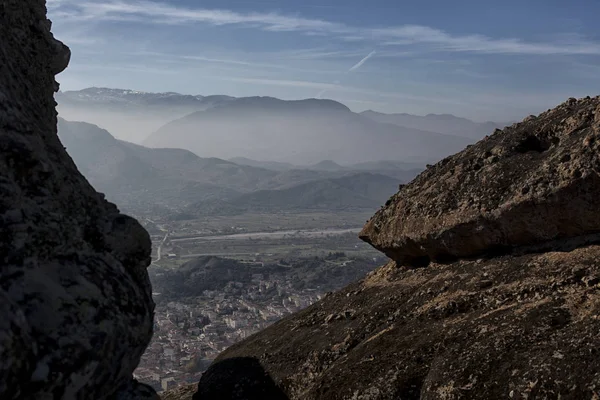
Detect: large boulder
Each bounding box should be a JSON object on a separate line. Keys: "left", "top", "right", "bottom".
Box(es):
{"left": 0, "top": 1, "right": 157, "bottom": 399}
{"left": 360, "top": 97, "right": 600, "bottom": 266}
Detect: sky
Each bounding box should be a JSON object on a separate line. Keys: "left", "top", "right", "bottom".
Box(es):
{"left": 47, "top": 0, "right": 600, "bottom": 121}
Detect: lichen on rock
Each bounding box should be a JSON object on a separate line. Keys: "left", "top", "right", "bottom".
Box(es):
{"left": 0, "top": 1, "right": 157, "bottom": 399}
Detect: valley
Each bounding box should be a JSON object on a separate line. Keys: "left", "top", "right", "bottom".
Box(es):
{"left": 53, "top": 88, "right": 505, "bottom": 394}
{"left": 132, "top": 211, "right": 382, "bottom": 391}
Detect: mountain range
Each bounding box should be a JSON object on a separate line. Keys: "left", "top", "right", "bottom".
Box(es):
{"left": 56, "top": 88, "right": 506, "bottom": 165}
{"left": 360, "top": 110, "right": 508, "bottom": 140}
{"left": 58, "top": 119, "right": 414, "bottom": 216}
{"left": 56, "top": 88, "right": 234, "bottom": 143}
{"left": 143, "top": 96, "right": 474, "bottom": 165}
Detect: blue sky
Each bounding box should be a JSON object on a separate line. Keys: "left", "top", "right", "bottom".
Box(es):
{"left": 47, "top": 0, "right": 600, "bottom": 121}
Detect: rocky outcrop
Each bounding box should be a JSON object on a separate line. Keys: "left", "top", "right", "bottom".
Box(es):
{"left": 1, "top": 1, "right": 156, "bottom": 399}
{"left": 360, "top": 97, "right": 600, "bottom": 266}
{"left": 188, "top": 97, "right": 600, "bottom": 400}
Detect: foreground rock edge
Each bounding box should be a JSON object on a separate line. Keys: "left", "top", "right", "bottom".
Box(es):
{"left": 1, "top": 1, "right": 157, "bottom": 399}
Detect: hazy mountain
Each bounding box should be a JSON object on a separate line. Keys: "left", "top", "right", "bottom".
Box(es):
{"left": 144, "top": 96, "right": 473, "bottom": 165}
{"left": 255, "top": 169, "right": 351, "bottom": 191}
{"left": 360, "top": 110, "right": 507, "bottom": 140}
{"left": 307, "top": 160, "right": 347, "bottom": 172}
{"left": 189, "top": 172, "right": 401, "bottom": 215}
{"left": 229, "top": 157, "right": 296, "bottom": 171}
{"left": 56, "top": 88, "right": 235, "bottom": 143}
{"left": 57, "top": 118, "right": 273, "bottom": 207}
{"left": 348, "top": 160, "right": 425, "bottom": 171}
{"left": 57, "top": 87, "right": 233, "bottom": 108}
{"left": 228, "top": 159, "right": 424, "bottom": 182}
{"left": 58, "top": 119, "right": 419, "bottom": 215}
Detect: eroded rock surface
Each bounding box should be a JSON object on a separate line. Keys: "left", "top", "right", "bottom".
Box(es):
{"left": 0, "top": 1, "right": 156, "bottom": 399}
{"left": 186, "top": 97, "right": 600, "bottom": 400}
{"left": 360, "top": 97, "right": 600, "bottom": 266}
{"left": 202, "top": 245, "right": 600, "bottom": 399}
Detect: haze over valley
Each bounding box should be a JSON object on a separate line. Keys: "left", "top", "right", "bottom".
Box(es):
{"left": 32, "top": 0, "right": 600, "bottom": 396}
{"left": 57, "top": 87, "right": 502, "bottom": 165}
{"left": 56, "top": 87, "right": 509, "bottom": 390}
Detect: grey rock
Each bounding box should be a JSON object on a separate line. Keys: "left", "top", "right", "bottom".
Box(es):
{"left": 0, "top": 1, "right": 156, "bottom": 399}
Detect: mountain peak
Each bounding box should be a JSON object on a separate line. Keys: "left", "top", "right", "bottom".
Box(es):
{"left": 213, "top": 96, "right": 351, "bottom": 114}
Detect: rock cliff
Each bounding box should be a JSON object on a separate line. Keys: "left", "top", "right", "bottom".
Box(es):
{"left": 1, "top": 1, "right": 157, "bottom": 399}
{"left": 186, "top": 96, "right": 600, "bottom": 400}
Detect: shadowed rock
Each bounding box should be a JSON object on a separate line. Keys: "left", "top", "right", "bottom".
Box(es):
{"left": 360, "top": 96, "right": 600, "bottom": 266}
{"left": 193, "top": 357, "right": 288, "bottom": 400}
{"left": 0, "top": 1, "right": 157, "bottom": 399}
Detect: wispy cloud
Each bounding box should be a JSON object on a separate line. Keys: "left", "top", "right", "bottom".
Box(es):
{"left": 375, "top": 25, "right": 600, "bottom": 55}
{"left": 47, "top": 0, "right": 600, "bottom": 56}
{"left": 348, "top": 50, "right": 376, "bottom": 71}
{"left": 128, "top": 50, "right": 341, "bottom": 75}
{"left": 317, "top": 50, "right": 376, "bottom": 98}
{"left": 218, "top": 77, "right": 338, "bottom": 91}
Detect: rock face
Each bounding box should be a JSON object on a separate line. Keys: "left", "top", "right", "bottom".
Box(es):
{"left": 188, "top": 97, "right": 600, "bottom": 400}
{"left": 361, "top": 97, "right": 600, "bottom": 266}
{"left": 0, "top": 1, "right": 156, "bottom": 399}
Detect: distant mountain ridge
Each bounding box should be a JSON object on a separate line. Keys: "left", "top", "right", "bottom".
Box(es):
{"left": 56, "top": 88, "right": 236, "bottom": 143}
{"left": 144, "top": 96, "right": 473, "bottom": 165}
{"left": 360, "top": 110, "right": 508, "bottom": 140}
{"left": 190, "top": 172, "right": 400, "bottom": 215}
{"left": 58, "top": 119, "right": 419, "bottom": 216}
{"left": 56, "top": 87, "right": 504, "bottom": 150}
{"left": 56, "top": 87, "right": 234, "bottom": 109}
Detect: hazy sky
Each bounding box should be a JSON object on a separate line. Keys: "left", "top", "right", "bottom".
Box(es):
{"left": 48, "top": 0, "right": 600, "bottom": 121}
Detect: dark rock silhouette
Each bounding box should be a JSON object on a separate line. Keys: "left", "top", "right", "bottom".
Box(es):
{"left": 193, "top": 357, "right": 288, "bottom": 400}
{"left": 0, "top": 1, "right": 156, "bottom": 398}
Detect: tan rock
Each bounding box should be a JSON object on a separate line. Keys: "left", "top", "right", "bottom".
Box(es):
{"left": 360, "top": 96, "right": 600, "bottom": 266}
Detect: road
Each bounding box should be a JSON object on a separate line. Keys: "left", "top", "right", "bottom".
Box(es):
{"left": 152, "top": 231, "right": 169, "bottom": 265}
{"left": 170, "top": 228, "right": 361, "bottom": 243}
{"left": 180, "top": 252, "right": 255, "bottom": 259}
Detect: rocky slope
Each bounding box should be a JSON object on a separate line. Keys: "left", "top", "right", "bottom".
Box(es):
{"left": 1, "top": 1, "right": 156, "bottom": 399}
{"left": 179, "top": 96, "right": 600, "bottom": 400}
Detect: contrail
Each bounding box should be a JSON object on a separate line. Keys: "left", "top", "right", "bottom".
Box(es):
{"left": 317, "top": 50, "right": 376, "bottom": 98}
{"left": 348, "top": 50, "right": 376, "bottom": 72}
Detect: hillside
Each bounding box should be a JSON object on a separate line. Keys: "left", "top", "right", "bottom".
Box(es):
{"left": 150, "top": 255, "right": 378, "bottom": 301}
{"left": 189, "top": 172, "right": 401, "bottom": 215}
{"left": 57, "top": 118, "right": 273, "bottom": 208}
{"left": 144, "top": 97, "right": 473, "bottom": 165}
{"left": 228, "top": 157, "right": 296, "bottom": 171}
{"left": 171, "top": 96, "right": 600, "bottom": 400}
{"left": 361, "top": 109, "right": 507, "bottom": 140}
